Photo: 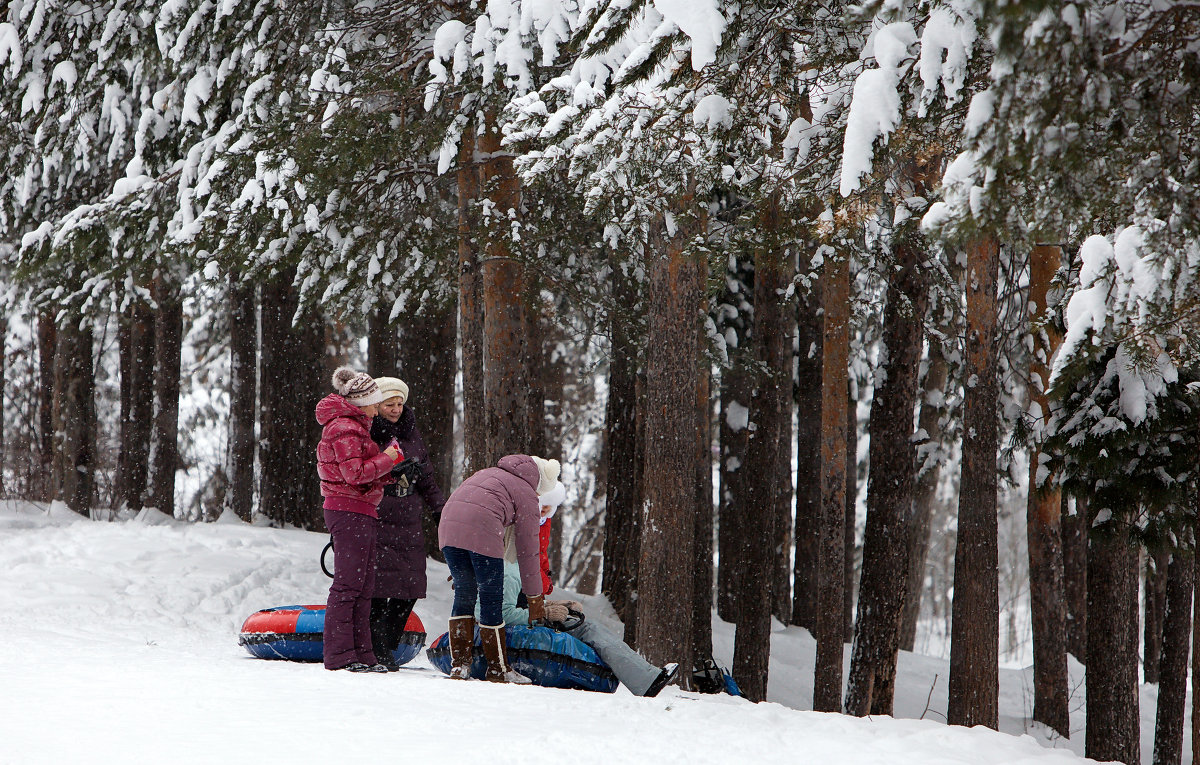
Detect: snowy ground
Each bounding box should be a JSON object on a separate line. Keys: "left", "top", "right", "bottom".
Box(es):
{"left": 0, "top": 500, "right": 1173, "bottom": 765}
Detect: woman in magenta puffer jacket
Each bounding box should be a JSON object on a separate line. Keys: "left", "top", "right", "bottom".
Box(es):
{"left": 315, "top": 367, "right": 400, "bottom": 673}
{"left": 367, "top": 376, "right": 446, "bottom": 670}
{"left": 438, "top": 454, "right": 560, "bottom": 683}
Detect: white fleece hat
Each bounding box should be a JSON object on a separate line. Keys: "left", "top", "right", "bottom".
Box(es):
{"left": 374, "top": 376, "right": 409, "bottom": 404}
{"left": 538, "top": 481, "right": 567, "bottom": 524}
{"left": 530, "top": 456, "right": 561, "bottom": 496}
{"left": 332, "top": 366, "right": 384, "bottom": 406}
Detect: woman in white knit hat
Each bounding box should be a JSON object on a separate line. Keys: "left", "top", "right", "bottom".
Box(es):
{"left": 367, "top": 375, "right": 447, "bottom": 670}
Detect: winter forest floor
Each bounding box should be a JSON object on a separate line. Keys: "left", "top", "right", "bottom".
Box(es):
{"left": 0, "top": 500, "right": 1172, "bottom": 764}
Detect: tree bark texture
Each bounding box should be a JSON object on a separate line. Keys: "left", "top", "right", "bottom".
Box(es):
{"left": 1143, "top": 548, "right": 1170, "bottom": 685}
{"left": 948, "top": 236, "right": 1000, "bottom": 730}
{"left": 734, "top": 214, "right": 793, "bottom": 703}
{"left": 116, "top": 298, "right": 154, "bottom": 513}
{"left": 1152, "top": 551, "right": 1192, "bottom": 765}
{"left": 147, "top": 278, "right": 183, "bottom": 518}
{"left": 1085, "top": 518, "right": 1141, "bottom": 765}
{"left": 814, "top": 245, "right": 849, "bottom": 713}
{"left": 718, "top": 252, "right": 753, "bottom": 624}
{"left": 900, "top": 341, "right": 949, "bottom": 650}
{"left": 602, "top": 256, "right": 643, "bottom": 628}
{"left": 772, "top": 280, "right": 796, "bottom": 625}
{"left": 844, "top": 381, "right": 858, "bottom": 639}
{"left": 397, "top": 305, "right": 456, "bottom": 561}
{"left": 635, "top": 210, "right": 703, "bottom": 677}
{"left": 693, "top": 358, "right": 714, "bottom": 664}
{"left": 478, "top": 111, "right": 529, "bottom": 463}
{"left": 1064, "top": 495, "right": 1088, "bottom": 662}
{"left": 259, "top": 274, "right": 325, "bottom": 529}
{"left": 36, "top": 312, "right": 56, "bottom": 502}
{"left": 1026, "top": 242, "right": 1069, "bottom": 737}
{"left": 224, "top": 278, "right": 257, "bottom": 522}
{"left": 367, "top": 306, "right": 399, "bottom": 377}
{"left": 845, "top": 241, "right": 929, "bottom": 717}
{"left": 457, "top": 125, "right": 487, "bottom": 476}
{"left": 792, "top": 279, "right": 822, "bottom": 630}
{"left": 52, "top": 312, "right": 95, "bottom": 515}
{"left": 718, "top": 353, "right": 753, "bottom": 624}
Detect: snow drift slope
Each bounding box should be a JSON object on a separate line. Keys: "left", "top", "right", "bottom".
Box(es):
{"left": 0, "top": 501, "right": 1093, "bottom": 765}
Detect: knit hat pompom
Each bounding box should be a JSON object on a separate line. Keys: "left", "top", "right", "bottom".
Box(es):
{"left": 332, "top": 366, "right": 384, "bottom": 406}
{"left": 530, "top": 456, "right": 561, "bottom": 496}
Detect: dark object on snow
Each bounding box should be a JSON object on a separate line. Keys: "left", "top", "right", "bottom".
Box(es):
{"left": 320, "top": 538, "right": 334, "bottom": 578}
{"left": 426, "top": 624, "right": 618, "bottom": 692}
{"left": 238, "top": 605, "right": 425, "bottom": 665}
{"left": 692, "top": 656, "right": 743, "bottom": 696}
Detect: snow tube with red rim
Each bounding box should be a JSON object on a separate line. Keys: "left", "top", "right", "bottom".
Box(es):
{"left": 238, "top": 605, "right": 425, "bottom": 664}
{"left": 426, "top": 625, "right": 618, "bottom": 692}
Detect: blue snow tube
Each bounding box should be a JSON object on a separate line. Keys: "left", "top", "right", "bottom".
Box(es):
{"left": 238, "top": 605, "right": 425, "bottom": 665}
{"left": 426, "top": 625, "right": 618, "bottom": 693}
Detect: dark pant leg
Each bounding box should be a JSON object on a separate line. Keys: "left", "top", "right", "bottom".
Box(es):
{"left": 323, "top": 509, "right": 378, "bottom": 669}
{"left": 470, "top": 552, "right": 505, "bottom": 626}
{"left": 392, "top": 598, "right": 418, "bottom": 638}
{"left": 443, "top": 546, "right": 479, "bottom": 618}
{"left": 370, "top": 598, "right": 392, "bottom": 658}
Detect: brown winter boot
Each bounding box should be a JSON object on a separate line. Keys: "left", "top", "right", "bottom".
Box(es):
{"left": 478, "top": 624, "right": 531, "bottom": 684}
{"left": 448, "top": 615, "right": 476, "bottom": 680}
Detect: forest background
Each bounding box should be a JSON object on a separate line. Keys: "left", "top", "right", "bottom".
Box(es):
{"left": 2, "top": 3, "right": 1199, "bottom": 765}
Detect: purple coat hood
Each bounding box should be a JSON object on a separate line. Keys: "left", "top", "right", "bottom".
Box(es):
{"left": 437, "top": 454, "right": 543, "bottom": 597}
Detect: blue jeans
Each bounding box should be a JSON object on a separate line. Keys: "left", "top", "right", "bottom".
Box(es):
{"left": 443, "top": 546, "right": 505, "bottom": 626}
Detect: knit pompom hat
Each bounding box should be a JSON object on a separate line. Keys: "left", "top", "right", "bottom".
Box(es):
{"left": 374, "top": 376, "right": 409, "bottom": 404}
{"left": 332, "top": 366, "right": 384, "bottom": 406}
{"left": 529, "top": 456, "right": 561, "bottom": 496}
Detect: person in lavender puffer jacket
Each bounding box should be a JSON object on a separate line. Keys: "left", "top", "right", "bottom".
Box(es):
{"left": 315, "top": 367, "right": 401, "bottom": 673}
{"left": 438, "top": 454, "right": 560, "bottom": 683}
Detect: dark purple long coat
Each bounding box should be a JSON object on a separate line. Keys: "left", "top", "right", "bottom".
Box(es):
{"left": 369, "top": 407, "right": 446, "bottom": 599}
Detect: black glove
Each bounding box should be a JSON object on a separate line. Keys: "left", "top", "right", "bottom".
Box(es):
{"left": 431, "top": 507, "right": 443, "bottom": 526}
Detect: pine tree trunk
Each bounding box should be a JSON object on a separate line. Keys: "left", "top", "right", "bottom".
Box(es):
{"left": 367, "top": 307, "right": 398, "bottom": 376}
{"left": 635, "top": 204, "right": 703, "bottom": 676}
{"left": 1086, "top": 515, "right": 1141, "bottom": 765}
{"left": 224, "top": 278, "right": 257, "bottom": 522}
{"left": 693, "top": 358, "right": 714, "bottom": 662}
{"left": 845, "top": 240, "right": 928, "bottom": 716}
{"left": 52, "top": 311, "right": 96, "bottom": 515}
{"left": 147, "top": 278, "right": 183, "bottom": 518}
{"left": 734, "top": 207, "right": 793, "bottom": 702}
{"left": 792, "top": 280, "right": 821, "bottom": 630}
{"left": 772, "top": 268, "right": 796, "bottom": 626}
{"left": 900, "top": 342, "right": 949, "bottom": 650}
{"left": 1027, "top": 242, "right": 1069, "bottom": 736}
{"left": 36, "top": 312, "right": 56, "bottom": 502}
{"left": 479, "top": 113, "right": 529, "bottom": 462}
{"left": 844, "top": 381, "right": 858, "bottom": 639}
{"left": 259, "top": 273, "right": 325, "bottom": 529}
{"left": 115, "top": 299, "right": 154, "bottom": 513}
{"left": 1152, "top": 551, "right": 1193, "bottom": 765}
{"left": 457, "top": 125, "right": 487, "bottom": 476}
{"left": 814, "top": 244, "right": 849, "bottom": 712}
{"left": 948, "top": 235, "right": 1000, "bottom": 730}
{"left": 1064, "top": 495, "right": 1088, "bottom": 662}
{"left": 1143, "top": 548, "right": 1169, "bottom": 685}
{"left": 718, "top": 354, "right": 753, "bottom": 624}
{"left": 397, "top": 305, "right": 456, "bottom": 561}
{"left": 602, "top": 255, "right": 643, "bottom": 628}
